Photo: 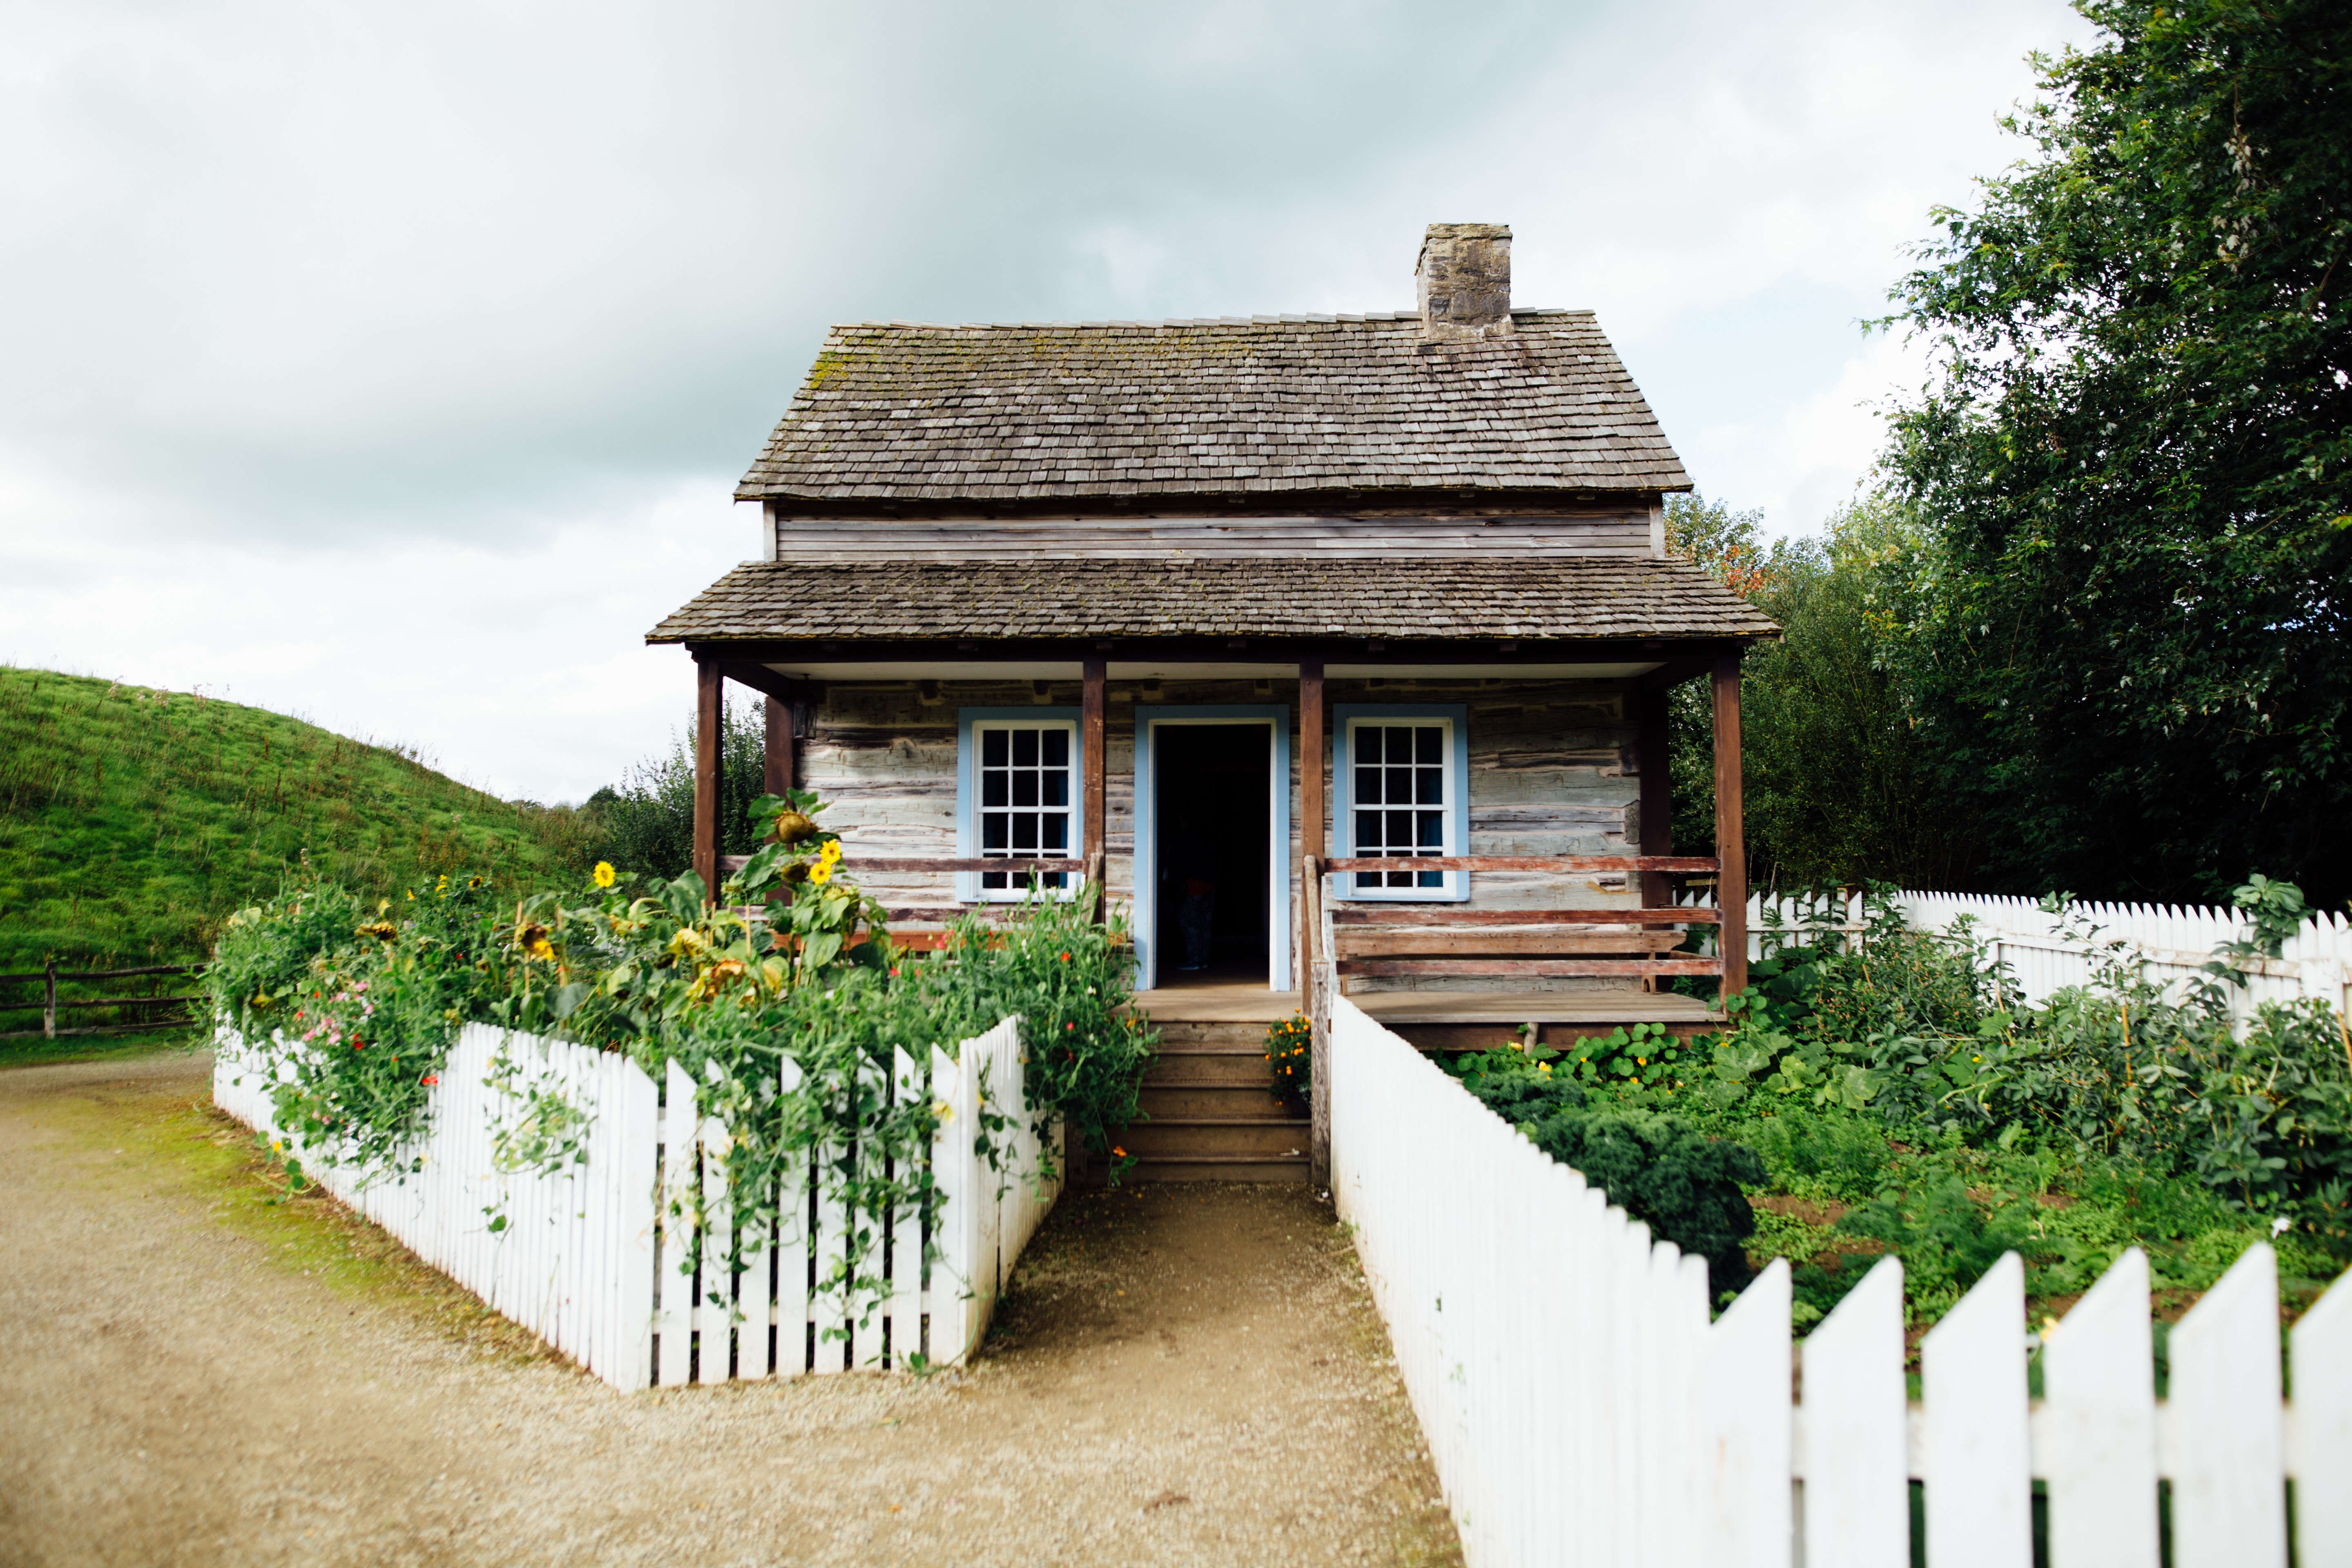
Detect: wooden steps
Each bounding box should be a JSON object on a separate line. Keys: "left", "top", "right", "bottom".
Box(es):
{"left": 1122, "top": 1020, "right": 1309, "bottom": 1184}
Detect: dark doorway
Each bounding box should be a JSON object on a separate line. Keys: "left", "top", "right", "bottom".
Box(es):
{"left": 1153, "top": 724, "right": 1270, "bottom": 985}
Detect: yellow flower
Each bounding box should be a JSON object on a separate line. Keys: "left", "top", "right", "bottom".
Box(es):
{"left": 933, "top": 1100, "right": 953, "bottom": 1124}
{"left": 819, "top": 838, "right": 842, "bottom": 864}
{"left": 592, "top": 861, "right": 616, "bottom": 889}
{"left": 808, "top": 862, "right": 833, "bottom": 886}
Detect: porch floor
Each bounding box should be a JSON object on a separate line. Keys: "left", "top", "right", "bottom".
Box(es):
{"left": 1129, "top": 982, "right": 1721, "bottom": 1026}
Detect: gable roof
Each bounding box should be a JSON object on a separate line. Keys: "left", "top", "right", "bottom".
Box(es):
{"left": 648, "top": 557, "right": 1775, "bottom": 645}
{"left": 737, "top": 310, "right": 1693, "bottom": 505}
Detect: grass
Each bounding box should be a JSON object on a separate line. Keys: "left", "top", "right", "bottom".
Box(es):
{"left": 0, "top": 665, "right": 597, "bottom": 989}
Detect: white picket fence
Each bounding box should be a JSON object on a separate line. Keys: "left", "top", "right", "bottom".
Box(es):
{"left": 1327, "top": 989, "right": 2352, "bottom": 1568}
{"left": 1736, "top": 888, "right": 2352, "bottom": 1024}
{"left": 213, "top": 1016, "right": 1058, "bottom": 1389}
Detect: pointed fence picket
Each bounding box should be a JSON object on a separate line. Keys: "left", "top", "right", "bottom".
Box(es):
{"left": 1325, "top": 989, "right": 2350, "bottom": 1568}
{"left": 213, "top": 1013, "right": 1056, "bottom": 1390}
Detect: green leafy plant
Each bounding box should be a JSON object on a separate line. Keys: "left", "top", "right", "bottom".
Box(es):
{"left": 203, "top": 789, "right": 1165, "bottom": 1339}
{"left": 1448, "top": 1043, "right": 1763, "bottom": 1293}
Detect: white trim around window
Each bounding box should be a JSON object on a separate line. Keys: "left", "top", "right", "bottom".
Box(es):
{"left": 956, "top": 707, "right": 1083, "bottom": 903}
{"left": 1330, "top": 704, "right": 1471, "bottom": 901}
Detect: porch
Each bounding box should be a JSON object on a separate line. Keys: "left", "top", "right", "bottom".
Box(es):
{"left": 687, "top": 641, "right": 1755, "bottom": 1025}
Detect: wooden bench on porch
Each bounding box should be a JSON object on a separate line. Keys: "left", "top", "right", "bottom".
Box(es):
{"left": 1302, "top": 854, "right": 1731, "bottom": 1053}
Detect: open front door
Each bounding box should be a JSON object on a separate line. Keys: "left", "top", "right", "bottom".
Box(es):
{"left": 1133, "top": 707, "right": 1292, "bottom": 993}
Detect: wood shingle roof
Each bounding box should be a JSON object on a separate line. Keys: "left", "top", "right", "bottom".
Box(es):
{"left": 736, "top": 311, "right": 1693, "bottom": 504}
{"left": 648, "top": 559, "right": 1775, "bottom": 644}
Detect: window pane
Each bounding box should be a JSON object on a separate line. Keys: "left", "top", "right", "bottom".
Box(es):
{"left": 981, "top": 816, "right": 1008, "bottom": 850}
{"left": 1417, "top": 811, "right": 1444, "bottom": 848}
{"left": 1042, "top": 772, "right": 1068, "bottom": 806}
{"left": 982, "top": 729, "right": 1008, "bottom": 766}
{"left": 1417, "top": 767, "right": 1443, "bottom": 805}
{"left": 1386, "top": 809, "right": 1414, "bottom": 848}
{"left": 1353, "top": 727, "right": 1376, "bottom": 766}
{"left": 1012, "top": 729, "right": 1038, "bottom": 767}
{"left": 1012, "top": 814, "right": 1038, "bottom": 850}
{"left": 1042, "top": 729, "right": 1068, "bottom": 766}
{"left": 1416, "top": 726, "right": 1442, "bottom": 764}
{"left": 982, "top": 870, "right": 1008, "bottom": 890}
{"left": 1042, "top": 813, "right": 1068, "bottom": 850}
{"left": 1385, "top": 727, "right": 1413, "bottom": 764}
{"left": 1013, "top": 771, "right": 1038, "bottom": 806}
{"left": 982, "top": 772, "right": 1008, "bottom": 807}
{"left": 1356, "top": 808, "right": 1381, "bottom": 848}
{"left": 1356, "top": 765, "right": 1382, "bottom": 805}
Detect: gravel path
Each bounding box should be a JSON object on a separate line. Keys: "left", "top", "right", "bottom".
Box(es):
{"left": 0, "top": 1051, "right": 1461, "bottom": 1568}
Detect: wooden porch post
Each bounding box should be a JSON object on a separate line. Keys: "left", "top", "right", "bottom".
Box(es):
{"left": 1637, "top": 681, "right": 1673, "bottom": 911}
{"left": 1081, "top": 655, "right": 1106, "bottom": 919}
{"left": 693, "top": 655, "right": 722, "bottom": 901}
{"left": 1300, "top": 659, "right": 1329, "bottom": 1189}
{"left": 1299, "top": 661, "right": 1325, "bottom": 873}
{"left": 1712, "top": 651, "right": 1748, "bottom": 998}
{"left": 763, "top": 693, "right": 795, "bottom": 798}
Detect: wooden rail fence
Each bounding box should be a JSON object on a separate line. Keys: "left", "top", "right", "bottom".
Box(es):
{"left": 0, "top": 963, "right": 205, "bottom": 1042}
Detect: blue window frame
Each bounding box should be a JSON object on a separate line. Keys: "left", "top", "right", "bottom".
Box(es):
{"left": 956, "top": 708, "right": 1083, "bottom": 902}
{"left": 1330, "top": 703, "right": 1470, "bottom": 901}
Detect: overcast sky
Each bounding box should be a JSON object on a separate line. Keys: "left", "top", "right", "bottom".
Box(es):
{"left": 2, "top": 0, "right": 2094, "bottom": 803}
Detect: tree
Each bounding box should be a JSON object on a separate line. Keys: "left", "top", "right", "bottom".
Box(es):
{"left": 1666, "top": 493, "right": 1973, "bottom": 891}
{"left": 1881, "top": 0, "right": 2352, "bottom": 909}
{"left": 586, "top": 697, "right": 768, "bottom": 878}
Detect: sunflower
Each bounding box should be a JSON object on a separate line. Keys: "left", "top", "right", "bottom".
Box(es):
{"left": 592, "top": 861, "right": 617, "bottom": 889}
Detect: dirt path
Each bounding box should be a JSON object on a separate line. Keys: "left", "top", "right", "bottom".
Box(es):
{"left": 0, "top": 1051, "right": 1460, "bottom": 1568}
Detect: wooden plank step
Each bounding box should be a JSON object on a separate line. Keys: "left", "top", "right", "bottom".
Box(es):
{"left": 1142, "top": 1053, "right": 1275, "bottom": 1087}
{"left": 1144, "top": 1020, "right": 1280, "bottom": 1048}
{"left": 1136, "top": 1084, "right": 1297, "bottom": 1120}
{"left": 1127, "top": 1156, "right": 1310, "bottom": 1185}
{"left": 1118, "top": 1119, "right": 1309, "bottom": 1160}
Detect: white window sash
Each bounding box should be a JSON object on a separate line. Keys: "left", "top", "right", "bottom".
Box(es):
{"left": 1337, "top": 713, "right": 1465, "bottom": 902}
{"left": 960, "top": 714, "right": 1082, "bottom": 903}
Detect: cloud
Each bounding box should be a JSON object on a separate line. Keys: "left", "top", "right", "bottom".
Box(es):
{"left": 0, "top": 0, "right": 2096, "bottom": 798}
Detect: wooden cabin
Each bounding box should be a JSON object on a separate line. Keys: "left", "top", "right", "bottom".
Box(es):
{"left": 650, "top": 223, "right": 1777, "bottom": 1180}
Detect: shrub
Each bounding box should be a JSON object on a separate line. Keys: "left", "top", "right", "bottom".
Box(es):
{"left": 1452, "top": 1046, "right": 1763, "bottom": 1295}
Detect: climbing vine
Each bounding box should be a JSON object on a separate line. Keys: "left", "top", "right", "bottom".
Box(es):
{"left": 205, "top": 788, "right": 1158, "bottom": 1336}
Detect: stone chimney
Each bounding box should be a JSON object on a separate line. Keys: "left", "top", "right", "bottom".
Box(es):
{"left": 1416, "top": 223, "right": 1512, "bottom": 339}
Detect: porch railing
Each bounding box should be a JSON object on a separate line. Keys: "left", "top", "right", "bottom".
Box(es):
{"left": 1309, "top": 855, "right": 1727, "bottom": 987}
{"left": 717, "top": 854, "right": 1107, "bottom": 940}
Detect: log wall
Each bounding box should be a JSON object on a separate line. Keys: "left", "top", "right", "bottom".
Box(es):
{"left": 801, "top": 675, "right": 1649, "bottom": 993}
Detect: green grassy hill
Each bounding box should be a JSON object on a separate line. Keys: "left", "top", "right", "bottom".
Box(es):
{"left": 0, "top": 666, "right": 595, "bottom": 974}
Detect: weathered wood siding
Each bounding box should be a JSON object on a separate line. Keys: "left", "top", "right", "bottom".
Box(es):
{"left": 802, "top": 676, "right": 1650, "bottom": 995}
{"left": 1336, "top": 677, "right": 1643, "bottom": 995}
{"left": 771, "top": 510, "right": 1658, "bottom": 561}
